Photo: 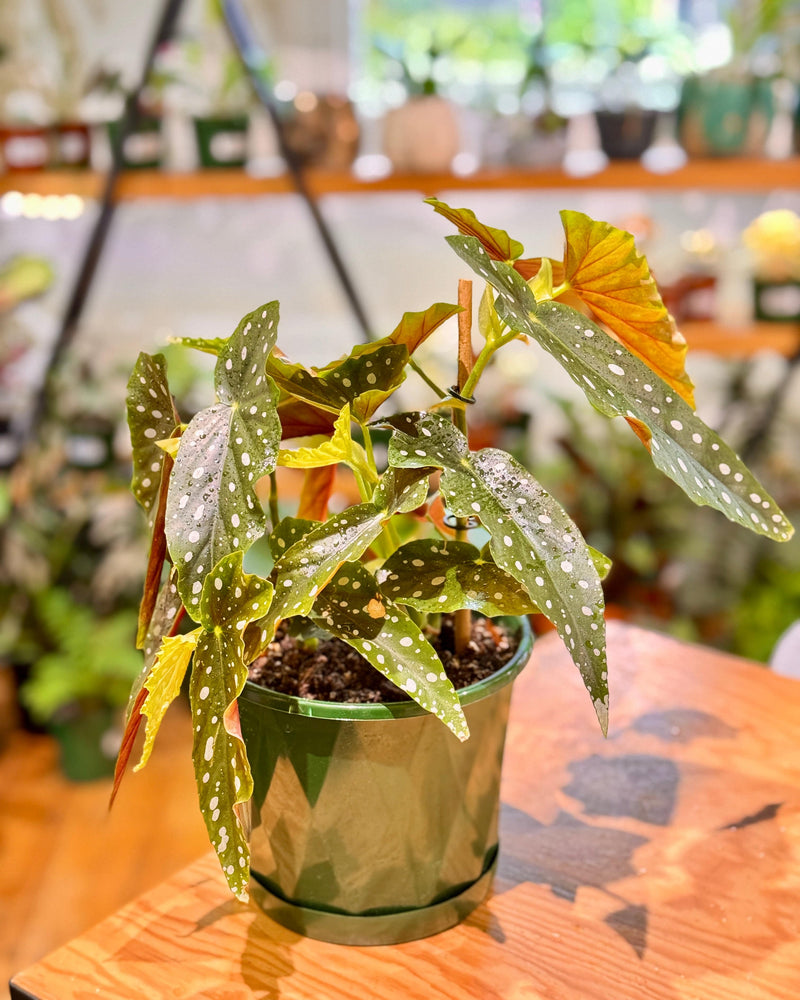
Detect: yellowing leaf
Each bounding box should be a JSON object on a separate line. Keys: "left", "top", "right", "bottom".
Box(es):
{"left": 557, "top": 211, "right": 695, "bottom": 408}
{"left": 277, "top": 405, "right": 372, "bottom": 480}
{"left": 135, "top": 630, "right": 200, "bottom": 771}
{"left": 156, "top": 436, "right": 181, "bottom": 459}
{"left": 278, "top": 406, "right": 352, "bottom": 468}
{"left": 426, "top": 197, "right": 524, "bottom": 261}
{"left": 386, "top": 301, "right": 461, "bottom": 353}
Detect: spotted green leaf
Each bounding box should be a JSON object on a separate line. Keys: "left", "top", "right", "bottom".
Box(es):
{"left": 267, "top": 302, "right": 460, "bottom": 425}
{"left": 269, "top": 516, "right": 317, "bottom": 558}
{"left": 191, "top": 552, "right": 274, "bottom": 901}
{"left": 267, "top": 342, "right": 408, "bottom": 416}
{"left": 378, "top": 539, "right": 540, "bottom": 616}
{"left": 136, "top": 630, "right": 200, "bottom": 771}
{"left": 127, "top": 353, "right": 178, "bottom": 526}
{"left": 446, "top": 235, "right": 794, "bottom": 543}
{"left": 388, "top": 411, "right": 609, "bottom": 733}
{"left": 313, "top": 561, "right": 469, "bottom": 740}
{"left": 260, "top": 466, "right": 433, "bottom": 641}
{"left": 372, "top": 465, "right": 430, "bottom": 513}
{"left": 166, "top": 302, "right": 282, "bottom": 609}
{"left": 168, "top": 334, "right": 229, "bottom": 356}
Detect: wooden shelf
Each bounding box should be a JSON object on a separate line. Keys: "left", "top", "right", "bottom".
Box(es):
{"left": 2, "top": 157, "right": 799, "bottom": 201}
{"left": 682, "top": 320, "right": 800, "bottom": 358}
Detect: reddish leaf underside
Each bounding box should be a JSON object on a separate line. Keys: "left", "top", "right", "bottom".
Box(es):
{"left": 136, "top": 451, "right": 173, "bottom": 647}
{"left": 297, "top": 464, "right": 337, "bottom": 521}
{"left": 109, "top": 686, "right": 147, "bottom": 808}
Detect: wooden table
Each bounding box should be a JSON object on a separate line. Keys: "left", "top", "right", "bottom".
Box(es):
{"left": 10, "top": 623, "right": 800, "bottom": 999}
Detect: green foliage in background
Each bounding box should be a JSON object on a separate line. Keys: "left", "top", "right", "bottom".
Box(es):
{"left": 19, "top": 591, "right": 142, "bottom": 723}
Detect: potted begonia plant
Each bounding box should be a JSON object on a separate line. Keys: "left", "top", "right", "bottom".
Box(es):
{"left": 112, "top": 200, "right": 793, "bottom": 945}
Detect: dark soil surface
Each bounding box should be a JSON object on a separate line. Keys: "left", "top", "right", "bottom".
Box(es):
{"left": 247, "top": 615, "right": 520, "bottom": 703}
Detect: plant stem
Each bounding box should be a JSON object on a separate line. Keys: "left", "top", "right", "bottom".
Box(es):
{"left": 360, "top": 420, "right": 377, "bottom": 473}
{"left": 268, "top": 471, "right": 280, "bottom": 528}
{"left": 409, "top": 358, "right": 448, "bottom": 400}
{"left": 461, "top": 330, "right": 517, "bottom": 401}
{"left": 453, "top": 279, "right": 474, "bottom": 656}
{"left": 352, "top": 465, "right": 372, "bottom": 503}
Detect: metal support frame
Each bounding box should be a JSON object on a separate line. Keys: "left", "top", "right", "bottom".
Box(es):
{"left": 22, "top": 0, "right": 372, "bottom": 452}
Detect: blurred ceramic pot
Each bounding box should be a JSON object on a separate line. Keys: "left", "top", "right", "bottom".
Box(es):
{"left": 382, "top": 96, "right": 460, "bottom": 173}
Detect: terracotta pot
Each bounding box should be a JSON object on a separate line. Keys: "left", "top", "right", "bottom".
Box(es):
{"left": 0, "top": 125, "right": 51, "bottom": 170}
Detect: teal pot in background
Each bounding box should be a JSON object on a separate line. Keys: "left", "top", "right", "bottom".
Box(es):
{"left": 49, "top": 705, "right": 119, "bottom": 782}
{"left": 678, "top": 75, "right": 773, "bottom": 157}
{"left": 192, "top": 115, "right": 249, "bottom": 169}
{"left": 239, "top": 617, "right": 533, "bottom": 945}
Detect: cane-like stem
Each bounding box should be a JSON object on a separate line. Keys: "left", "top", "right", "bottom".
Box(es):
{"left": 453, "top": 279, "right": 474, "bottom": 656}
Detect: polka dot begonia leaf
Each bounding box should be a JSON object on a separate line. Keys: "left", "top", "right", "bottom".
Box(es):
{"left": 165, "top": 302, "right": 282, "bottom": 610}
{"left": 371, "top": 465, "right": 431, "bottom": 513}
{"left": 267, "top": 302, "right": 459, "bottom": 425}
{"left": 388, "top": 411, "right": 610, "bottom": 734}
{"left": 446, "top": 235, "right": 794, "bottom": 544}
{"left": 258, "top": 467, "right": 433, "bottom": 645}
{"left": 268, "top": 516, "right": 318, "bottom": 559}
{"left": 126, "top": 352, "right": 179, "bottom": 528}
{"left": 312, "top": 560, "right": 469, "bottom": 741}
{"left": 190, "top": 551, "right": 275, "bottom": 902}
{"left": 377, "top": 539, "right": 541, "bottom": 617}
{"left": 167, "top": 334, "right": 230, "bottom": 356}
{"left": 428, "top": 200, "right": 694, "bottom": 408}
{"left": 267, "top": 341, "right": 409, "bottom": 417}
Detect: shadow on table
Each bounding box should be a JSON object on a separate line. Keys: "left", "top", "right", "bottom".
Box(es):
{"left": 466, "top": 706, "right": 798, "bottom": 993}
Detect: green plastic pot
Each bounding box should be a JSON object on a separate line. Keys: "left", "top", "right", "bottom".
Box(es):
{"left": 678, "top": 75, "right": 773, "bottom": 157}
{"left": 107, "top": 117, "right": 163, "bottom": 169}
{"left": 754, "top": 280, "right": 800, "bottom": 322}
{"left": 192, "top": 115, "right": 249, "bottom": 168}
{"left": 239, "top": 617, "right": 533, "bottom": 945}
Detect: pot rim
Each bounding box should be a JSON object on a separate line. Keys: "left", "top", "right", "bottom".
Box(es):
{"left": 240, "top": 615, "right": 533, "bottom": 722}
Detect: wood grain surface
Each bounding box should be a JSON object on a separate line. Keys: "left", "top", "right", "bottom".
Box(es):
{"left": 0, "top": 706, "right": 209, "bottom": 997}
{"left": 10, "top": 622, "right": 800, "bottom": 999}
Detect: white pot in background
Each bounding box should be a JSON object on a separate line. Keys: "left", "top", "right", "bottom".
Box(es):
{"left": 382, "top": 96, "right": 460, "bottom": 173}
